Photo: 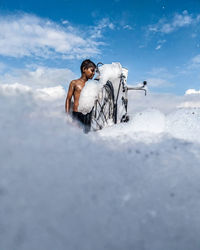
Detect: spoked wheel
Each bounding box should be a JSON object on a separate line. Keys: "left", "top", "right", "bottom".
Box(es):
{"left": 91, "top": 81, "right": 115, "bottom": 131}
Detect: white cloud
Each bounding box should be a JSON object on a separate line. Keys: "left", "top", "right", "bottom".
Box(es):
{"left": 172, "top": 11, "right": 193, "bottom": 27}
{"left": 0, "top": 82, "right": 66, "bottom": 102}
{"left": 149, "top": 26, "right": 158, "bottom": 32}
{"left": 0, "top": 13, "right": 101, "bottom": 59}
{"left": 90, "top": 18, "right": 115, "bottom": 39}
{"left": 185, "top": 89, "right": 200, "bottom": 95}
{"left": 138, "top": 68, "right": 174, "bottom": 89}
{"left": 0, "top": 83, "right": 32, "bottom": 96}
{"left": 0, "top": 62, "right": 6, "bottom": 72}
{"left": 185, "top": 54, "right": 200, "bottom": 70}
{"left": 177, "top": 89, "right": 200, "bottom": 107}
{"left": 191, "top": 33, "right": 197, "bottom": 38}
{"left": 149, "top": 11, "right": 199, "bottom": 34}
{"left": 0, "top": 66, "right": 75, "bottom": 88}
{"left": 62, "top": 20, "right": 69, "bottom": 25}
{"left": 35, "top": 85, "right": 66, "bottom": 101}
{"left": 146, "top": 78, "right": 173, "bottom": 87}
{"left": 123, "top": 24, "right": 133, "bottom": 30}
{"left": 191, "top": 54, "right": 200, "bottom": 64}
{"left": 176, "top": 54, "right": 200, "bottom": 74}
{"left": 155, "top": 39, "right": 166, "bottom": 50}
{"left": 155, "top": 45, "right": 162, "bottom": 50}
{"left": 147, "top": 67, "right": 174, "bottom": 79}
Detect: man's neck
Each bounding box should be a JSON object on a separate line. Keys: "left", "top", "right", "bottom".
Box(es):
{"left": 80, "top": 74, "right": 88, "bottom": 82}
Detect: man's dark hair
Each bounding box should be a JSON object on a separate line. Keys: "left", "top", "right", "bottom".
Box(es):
{"left": 80, "top": 59, "right": 96, "bottom": 73}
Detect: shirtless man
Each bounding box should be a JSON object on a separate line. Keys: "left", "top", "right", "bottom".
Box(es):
{"left": 65, "top": 59, "right": 96, "bottom": 132}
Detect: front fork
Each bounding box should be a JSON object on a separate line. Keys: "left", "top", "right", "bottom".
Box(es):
{"left": 120, "top": 84, "right": 129, "bottom": 122}
{"left": 114, "top": 76, "right": 129, "bottom": 123}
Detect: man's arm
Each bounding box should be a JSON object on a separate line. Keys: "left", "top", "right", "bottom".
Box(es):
{"left": 65, "top": 81, "right": 75, "bottom": 113}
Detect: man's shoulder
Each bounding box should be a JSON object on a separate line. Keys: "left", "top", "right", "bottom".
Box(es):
{"left": 70, "top": 79, "right": 80, "bottom": 86}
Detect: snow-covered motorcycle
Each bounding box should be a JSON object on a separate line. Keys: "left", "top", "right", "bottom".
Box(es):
{"left": 90, "top": 62, "right": 147, "bottom": 130}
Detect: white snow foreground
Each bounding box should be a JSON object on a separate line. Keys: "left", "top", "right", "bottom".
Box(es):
{"left": 1, "top": 84, "right": 200, "bottom": 250}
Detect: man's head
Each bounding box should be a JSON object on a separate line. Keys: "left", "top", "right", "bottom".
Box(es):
{"left": 80, "top": 59, "right": 96, "bottom": 79}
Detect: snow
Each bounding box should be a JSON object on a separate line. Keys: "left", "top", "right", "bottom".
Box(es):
{"left": 166, "top": 109, "right": 200, "bottom": 142}
{"left": 78, "top": 80, "right": 99, "bottom": 114}
{"left": 1, "top": 79, "right": 200, "bottom": 250}
{"left": 98, "top": 62, "right": 125, "bottom": 100}
{"left": 129, "top": 109, "right": 166, "bottom": 133}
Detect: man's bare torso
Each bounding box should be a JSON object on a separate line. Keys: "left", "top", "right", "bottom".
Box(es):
{"left": 70, "top": 79, "right": 86, "bottom": 112}
{"left": 65, "top": 65, "right": 95, "bottom": 113}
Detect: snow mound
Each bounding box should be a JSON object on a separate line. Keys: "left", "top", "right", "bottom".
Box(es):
{"left": 97, "top": 109, "right": 166, "bottom": 144}
{"left": 98, "top": 62, "right": 125, "bottom": 98}
{"left": 99, "top": 108, "right": 200, "bottom": 144}
{"left": 130, "top": 109, "right": 166, "bottom": 133}
{"left": 99, "top": 62, "right": 122, "bottom": 84}
{"left": 167, "top": 108, "right": 200, "bottom": 142}
{"left": 1, "top": 81, "right": 200, "bottom": 250}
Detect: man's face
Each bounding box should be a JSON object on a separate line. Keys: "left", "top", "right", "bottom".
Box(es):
{"left": 84, "top": 67, "right": 96, "bottom": 79}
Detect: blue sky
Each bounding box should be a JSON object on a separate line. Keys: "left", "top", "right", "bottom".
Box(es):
{"left": 0, "top": 0, "right": 200, "bottom": 94}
